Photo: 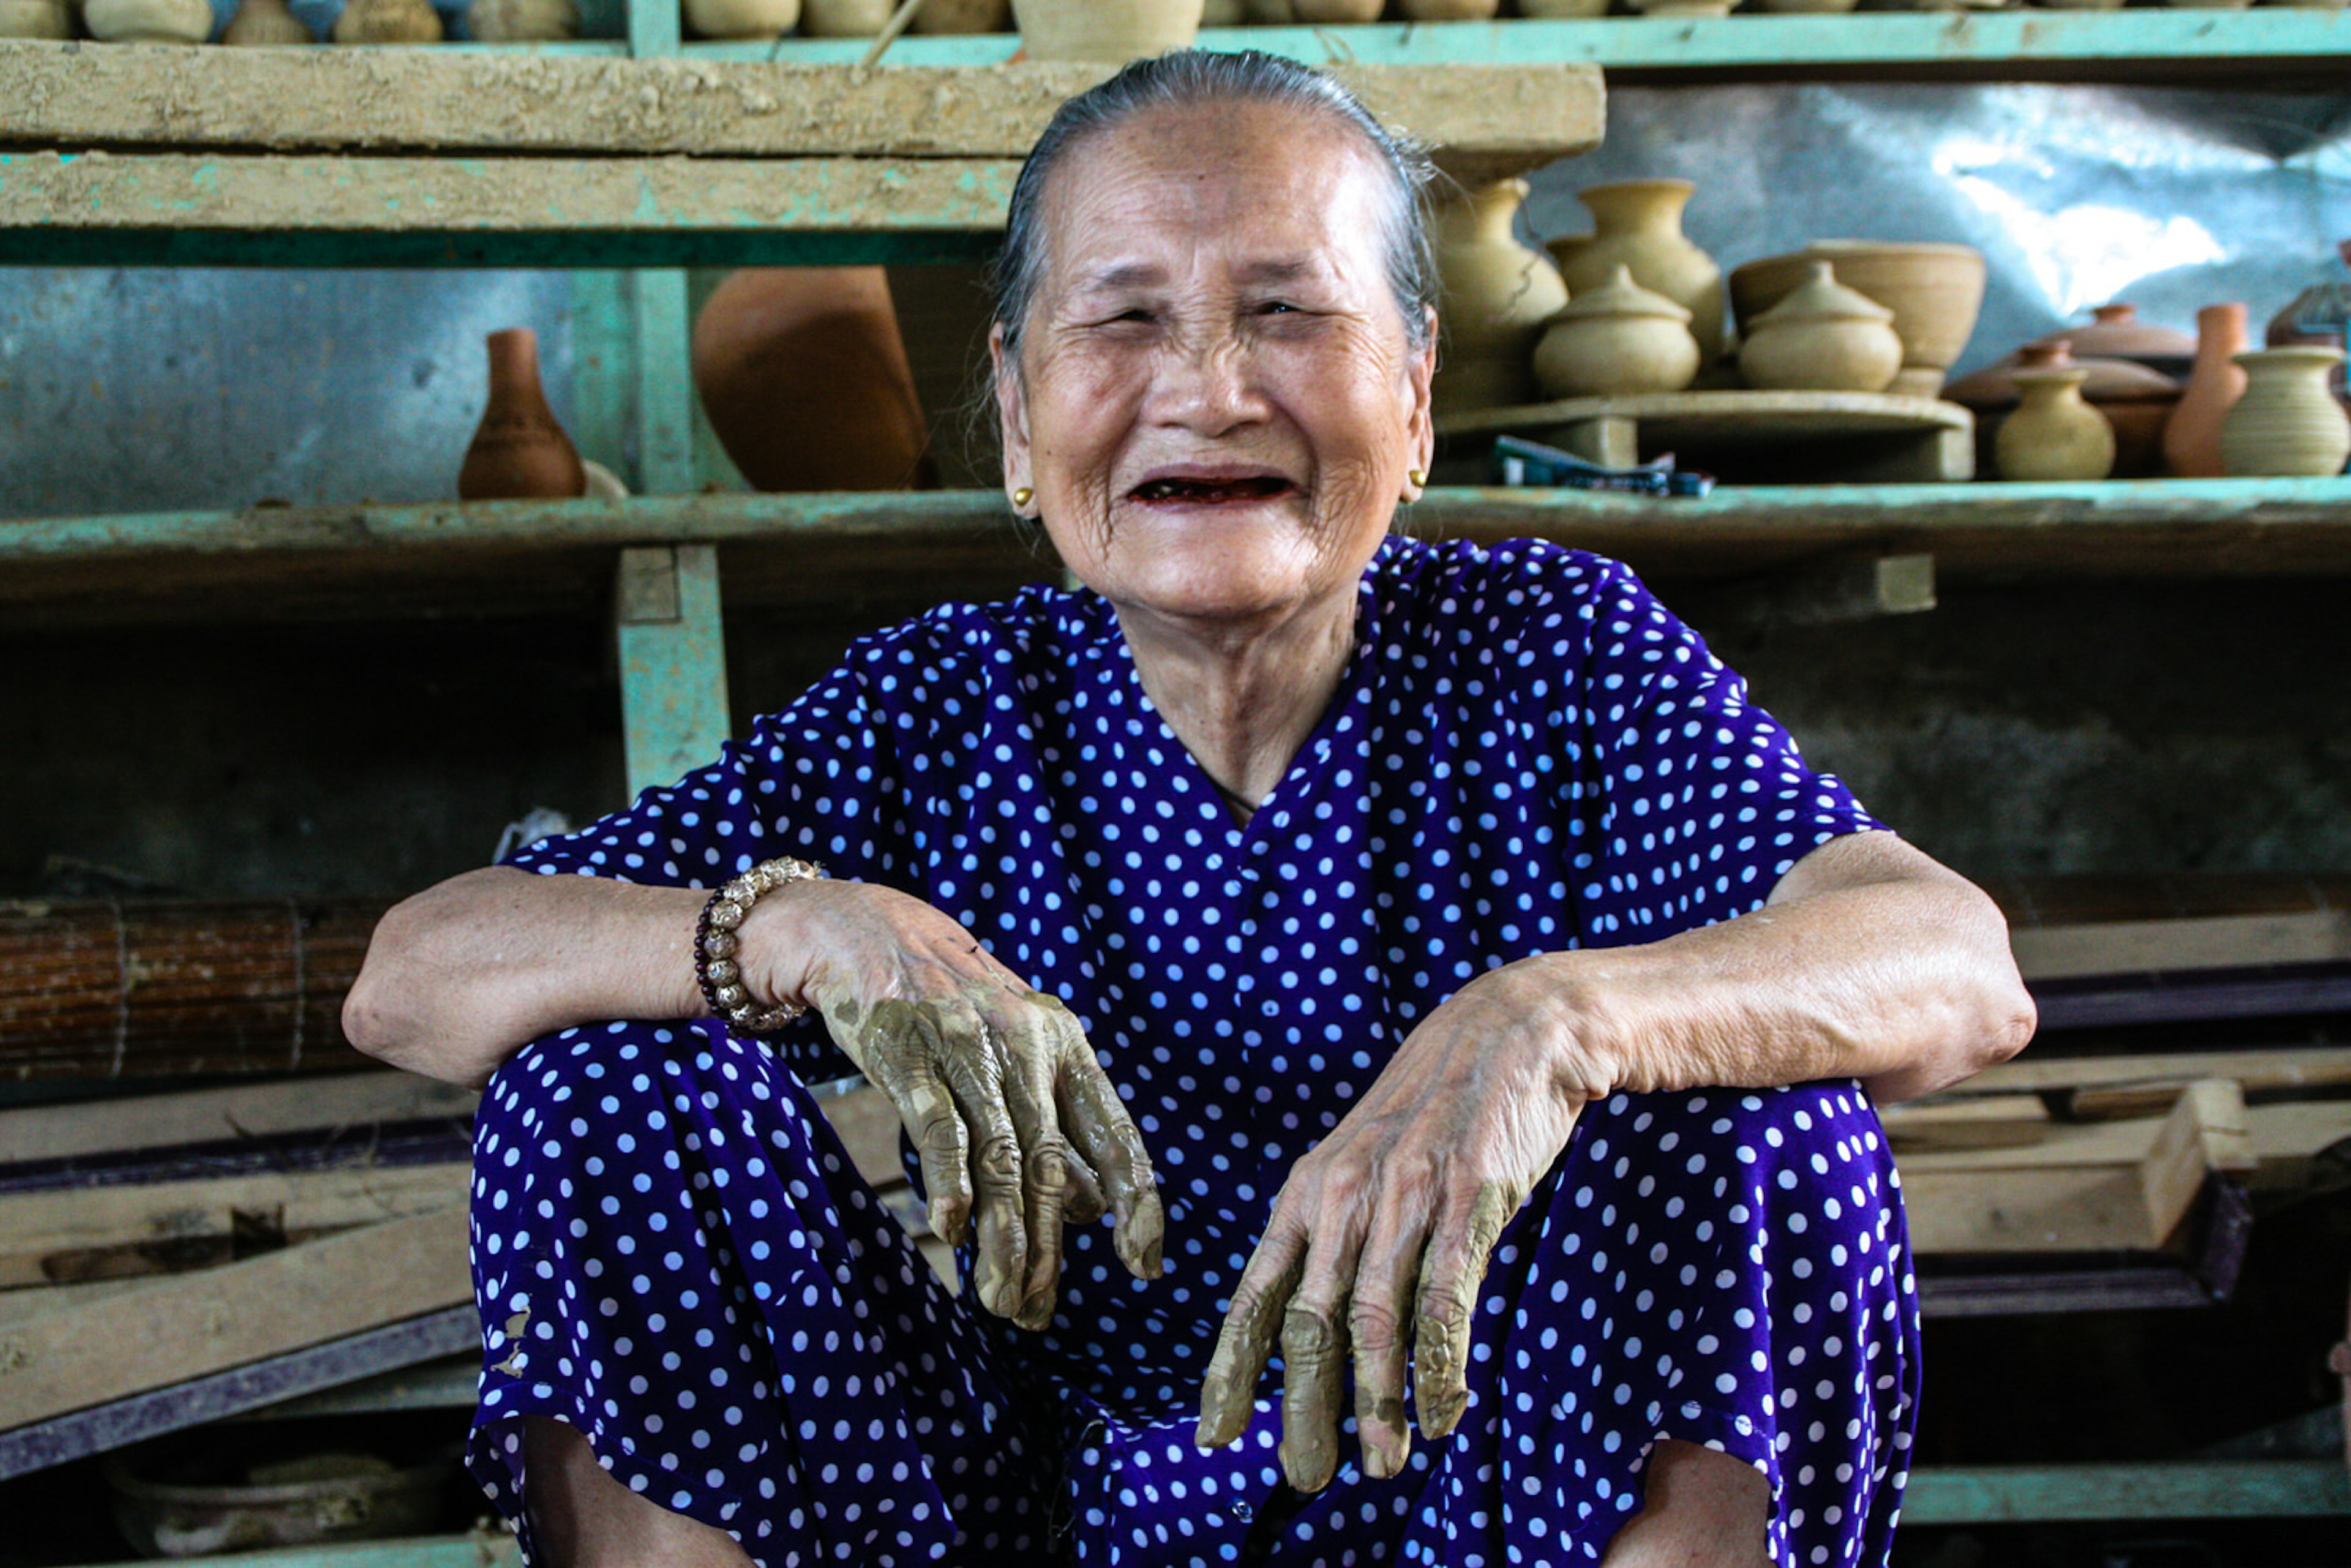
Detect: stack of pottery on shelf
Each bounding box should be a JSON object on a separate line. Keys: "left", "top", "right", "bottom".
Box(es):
{"left": 1011, "top": 0, "right": 1202, "bottom": 58}
{"left": 691, "top": 268, "right": 932, "bottom": 492}
{"left": 459, "top": 329, "right": 588, "bottom": 501}
{"left": 1433, "top": 179, "right": 1569, "bottom": 416}
{"left": 1548, "top": 178, "right": 1725, "bottom": 375}
{"left": 1534, "top": 266, "right": 1700, "bottom": 398}
{"left": 1735, "top": 261, "right": 1903, "bottom": 392}
{"left": 1945, "top": 303, "right": 2186, "bottom": 478}
{"left": 1728, "top": 241, "right": 1986, "bottom": 399}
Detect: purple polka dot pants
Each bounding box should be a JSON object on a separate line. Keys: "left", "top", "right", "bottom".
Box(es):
{"left": 467, "top": 1019, "right": 1919, "bottom": 1568}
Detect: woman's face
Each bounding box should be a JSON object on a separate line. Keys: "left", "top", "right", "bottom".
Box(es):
{"left": 994, "top": 100, "right": 1435, "bottom": 636}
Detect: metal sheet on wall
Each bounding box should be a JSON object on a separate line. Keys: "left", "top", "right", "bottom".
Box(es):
{"left": 1523, "top": 83, "right": 2351, "bottom": 380}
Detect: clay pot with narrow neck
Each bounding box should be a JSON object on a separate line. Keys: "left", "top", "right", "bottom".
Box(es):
{"left": 1010, "top": 0, "right": 1203, "bottom": 59}
{"left": 2161, "top": 302, "right": 2249, "bottom": 479}
{"left": 459, "top": 329, "right": 588, "bottom": 501}
{"left": 223, "top": 0, "right": 315, "bottom": 40}
{"left": 1433, "top": 178, "right": 1569, "bottom": 416}
{"left": 1547, "top": 179, "right": 1725, "bottom": 371}
{"left": 332, "top": 0, "right": 443, "bottom": 41}
{"left": 1534, "top": 265, "right": 1700, "bottom": 400}
{"left": 1948, "top": 339, "right": 2177, "bottom": 478}
{"left": 1735, "top": 260, "right": 1903, "bottom": 393}
{"left": 1995, "top": 367, "right": 2114, "bottom": 482}
{"left": 691, "top": 267, "right": 932, "bottom": 493}
{"left": 2223, "top": 347, "right": 2351, "bottom": 477}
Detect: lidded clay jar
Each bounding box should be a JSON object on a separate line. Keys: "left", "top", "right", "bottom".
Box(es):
{"left": 1546, "top": 178, "right": 1725, "bottom": 372}
{"left": 1735, "top": 260, "right": 1903, "bottom": 393}
{"left": 1995, "top": 366, "right": 2115, "bottom": 482}
{"left": 1533, "top": 265, "right": 1701, "bottom": 400}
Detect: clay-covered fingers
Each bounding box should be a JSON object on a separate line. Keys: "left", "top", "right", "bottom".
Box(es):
{"left": 1278, "top": 1296, "right": 1349, "bottom": 1492}
{"left": 1411, "top": 1181, "right": 1519, "bottom": 1441}
{"left": 999, "top": 1029, "right": 1073, "bottom": 1331}
{"left": 937, "top": 1022, "right": 1031, "bottom": 1321}
{"left": 1348, "top": 1216, "right": 1425, "bottom": 1481}
{"left": 1196, "top": 1232, "right": 1303, "bottom": 1451}
{"left": 1054, "top": 1027, "right": 1164, "bottom": 1280}
{"left": 859, "top": 1022, "right": 974, "bottom": 1248}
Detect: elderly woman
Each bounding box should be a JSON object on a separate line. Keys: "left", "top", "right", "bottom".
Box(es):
{"left": 348, "top": 50, "right": 2033, "bottom": 1568}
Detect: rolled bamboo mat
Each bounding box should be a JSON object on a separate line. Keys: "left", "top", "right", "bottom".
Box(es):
{"left": 0, "top": 899, "right": 388, "bottom": 1080}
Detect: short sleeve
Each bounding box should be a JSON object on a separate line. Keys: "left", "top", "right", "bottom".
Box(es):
{"left": 1543, "top": 555, "right": 1883, "bottom": 947}
{"left": 504, "top": 658, "right": 907, "bottom": 1076}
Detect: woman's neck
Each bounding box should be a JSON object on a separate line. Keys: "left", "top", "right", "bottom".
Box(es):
{"left": 1116, "top": 593, "right": 1358, "bottom": 820}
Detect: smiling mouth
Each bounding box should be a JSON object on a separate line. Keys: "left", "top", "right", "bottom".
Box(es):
{"left": 1129, "top": 476, "right": 1299, "bottom": 503}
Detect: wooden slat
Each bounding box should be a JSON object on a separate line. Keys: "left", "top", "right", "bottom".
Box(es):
{"left": 0, "top": 49, "right": 1602, "bottom": 171}
{"left": 1881, "top": 1094, "right": 2051, "bottom": 1155}
{"left": 0, "top": 1208, "right": 468, "bottom": 1430}
{"left": 0, "top": 1074, "right": 475, "bottom": 1166}
{"left": 1948, "top": 1045, "right": 2351, "bottom": 1099}
{"left": 2011, "top": 909, "right": 2351, "bottom": 982}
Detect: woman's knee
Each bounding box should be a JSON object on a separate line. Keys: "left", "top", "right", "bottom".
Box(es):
{"left": 1603, "top": 1441, "right": 1771, "bottom": 1568}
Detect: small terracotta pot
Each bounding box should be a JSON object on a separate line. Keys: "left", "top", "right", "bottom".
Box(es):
{"left": 1534, "top": 265, "right": 1700, "bottom": 400}
{"left": 1011, "top": 0, "right": 1204, "bottom": 58}
{"left": 684, "top": 0, "right": 800, "bottom": 37}
{"left": 691, "top": 268, "right": 932, "bottom": 493}
{"left": 459, "top": 328, "right": 588, "bottom": 502}
{"left": 2161, "top": 302, "right": 2248, "bottom": 479}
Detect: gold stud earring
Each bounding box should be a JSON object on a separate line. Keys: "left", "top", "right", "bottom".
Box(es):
{"left": 1408, "top": 468, "right": 1428, "bottom": 488}
{"left": 1012, "top": 486, "right": 1035, "bottom": 509}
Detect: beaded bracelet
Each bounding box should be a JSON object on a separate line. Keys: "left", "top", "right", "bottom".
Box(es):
{"left": 694, "top": 857, "right": 826, "bottom": 1037}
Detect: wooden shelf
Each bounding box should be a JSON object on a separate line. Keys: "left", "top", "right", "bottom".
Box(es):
{"left": 2, "top": 479, "right": 2345, "bottom": 629}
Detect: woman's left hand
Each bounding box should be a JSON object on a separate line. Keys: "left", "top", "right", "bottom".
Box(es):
{"left": 1194, "top": 955, "right": 1603, "bottom": 1492}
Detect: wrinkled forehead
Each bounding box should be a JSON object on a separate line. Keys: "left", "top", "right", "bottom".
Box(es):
{"left": 1027, "top": 99, "right": 1393, "bottom": 310}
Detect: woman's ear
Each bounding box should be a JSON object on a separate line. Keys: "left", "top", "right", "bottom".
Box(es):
{"left": 1405, "top": 308, "right": 1439, "bottom": 494}
{"left": 989, "top": 323, "right": 1034, "bottom": 512}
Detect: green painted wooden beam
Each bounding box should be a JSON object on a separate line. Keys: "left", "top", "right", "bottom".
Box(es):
{"left": 80, "top": 1536, "right": 522, "bottom": 1568}
{"left": 617, "top": 544, "right": 735, "bottom": 798}
{"left": 715, "top": 12, "right": 2351, "bottom": 76}
{"left": 1902, "top": 1458, "right": 2351, "bottom": 1521}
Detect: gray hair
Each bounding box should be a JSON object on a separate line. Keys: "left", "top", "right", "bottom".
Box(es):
{"left": 989, "top": 50, "right": 1440, "bottom": 369}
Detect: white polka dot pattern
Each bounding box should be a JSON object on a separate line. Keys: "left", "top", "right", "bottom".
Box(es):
{"left": 476, "top": 538, "right": 1918, "bottom": 1567}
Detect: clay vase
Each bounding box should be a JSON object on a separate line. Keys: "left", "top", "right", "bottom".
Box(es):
{"left": 1995, "top": 367, "right": 2114, "bottom": 482}
{"left": 1547, "top": 179, "right": 1725, "bottom": 372}
{"left": 2222, "top": 347, "right": 2351, "bottom": 477}
{"left": 1948, "top": 340, "right": 2177, "bottom": 479}
{"left": 1736, "top": 260, "right": 1903, "bottom": 393}
{"left": 692, "top": 268, "right": 931, "bottom": 493}
{"left": 2161, "top": 303, "right": 2249, "bottom": 479}
{"left": 1533, "top": 266, "right": 1700, "bottom": 400}
{"left": 459, "top": 329, "right": 588, "bottom": 502}
{"left": 331, "top": 0, "right": 443, "bottom": 40}
{"left": 1010, "top": 0, "right": 1203, "bottom": 59}
{"left": 84, "top": 0, "right": 215, "bottom": 39}
{"left": 1516, "top": 0, "right": 1606, "bottom": 13}
{"left": 1400, "top": 0, "right": 1499, "bottom": 16}
{"left": 468, "top": 0, "right": 578, "bottom": 37}
{"left": 0, "top": 0, "right": 72, "bottom": 33}
{"left": 684, "top": 0, "right": 800, "bottom": 37}
{"left": 2028, "top": 301, "right": 2195, "bottom": 381}
{"left": 911, "top": 0, "right": 1010, "bottom": 29}
{"left": 1432, "top": 178, "right": 1570, "bottom": 416}
{"left": 802, "top": 0, "right": 892, "bottom": 31}
{"left": 1631, "top": 0, "right": 1733, "bottom": 13}
{"left": 223, "top": 0, "right": 315, "bottom": 39}
{"left": 1288, "top": 0, "right": 1382, "bottom": 17}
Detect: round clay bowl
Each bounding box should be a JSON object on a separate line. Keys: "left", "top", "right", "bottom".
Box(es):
{"left": 1730, "top": 241, "right": 1986, "bottom": 384}
{"left": 1011, "top": 0, "right": 1204, "bottom": 59}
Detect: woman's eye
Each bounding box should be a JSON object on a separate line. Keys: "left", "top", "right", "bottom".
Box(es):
{"left": 1258, "top": 300, "right": 1298, "bottom": 315}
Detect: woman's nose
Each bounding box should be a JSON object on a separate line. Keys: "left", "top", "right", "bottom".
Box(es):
{"left": 1149, "top": 332, "right": 1269, "bottom": 435}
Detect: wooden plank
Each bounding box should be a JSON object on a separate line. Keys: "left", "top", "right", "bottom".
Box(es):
{"left": 0, "top": 1208, "right": 469, "bottom": 1430}
{"left": 0, "top": 1160, "right": 468, "bottom": 1274}
{"left": 0, "top": 50, "right": 1602, "bottom": 169}
{"left": 1881, "top": 1093, "right": 2051, "bottom": 1155}
{"left": 1901, "top": 1459, "right": 2351, "bottom": 1522}
{"left": 0, "top": 1075, "right": 476, "bottom": 1167}
{"left": 617, "top": 544, "right": 732, "bottom": 798}
{"left": 1952, "top": 1045, "right": 2351, "bottom": 1100}
{"left": 2012, "top": 909, "right": 2351, "bottom": 982}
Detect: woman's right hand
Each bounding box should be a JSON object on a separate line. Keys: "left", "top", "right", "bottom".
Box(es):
{"left": 752, "top": 879, "right": 1164, "bottom": 1329}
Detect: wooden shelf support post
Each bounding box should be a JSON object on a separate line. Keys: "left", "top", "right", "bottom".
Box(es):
{"left": 617, "top": 544, "right": 732, "bottom": 801}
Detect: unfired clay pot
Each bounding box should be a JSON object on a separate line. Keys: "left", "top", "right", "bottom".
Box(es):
{"left": 1517, "top": 0, "right": 1608, "bottom": 12}
{"left": 2161, "top": 302, "right": 2249, "bottom": 479}
{"left": 1288, "top": 0, "right": 1382, "bottom": 20}
{"left": 692, "top": 268, "right": 932, "bottom": 493}
{"left": 1534, "top": 266, "right": 1700, "bottom": 400}
{"left": 1433, "top": 178, "right": 1570, "bottom": 416}
{"left": 468, "top": 0, "right": 577, "bottom": 37}
{"left": 1011, "top": 0, "right": 1202, "bottom": 59}
{"left": 1996, "top": 367, "right": 2114, "bottom": 481}
{"left": 2223, "top": 347, "right": 2351, "bottom": 477}
{"left": 223, "top": 0, "right": 314, "bottom": 40}
{"left": 684, "top": 0, "right": 800, "bottom": 38}
{"left": 1730, "top": 241, "right": 1984, "bottom": 398}
{"left": 803, "top": 0, "right": 892, "bottom": 32}
{"left": 1736, "top": 260, "right": 1902, "bottom": 393}
{"left": 1547, "top": 179, "right": 1724, "bottom": 371}
{"left": 1947, "top": 340, "right": 2177, "bottom": 479}
{"left": 0, "top": 0, "right": 72, "bottom": 32}
{"left": 1400, "top": 0, "right": 1499, "bottom": 17}
{"left": 85, "top": 0, "right": 215, "bottom": 39}
{"left": 912, "top": 0, "right": 1010, "bottom": 29}
{"left": 459, "top": 329, "right": 588, "bottom": 502}
{"left": 331, "top": 0, "right": 443, "bottom": 40}
{"left": 2028, "top": 301, "right": 2195, "bottom": 380}
{"left": 1755, "top": 0, "right": 1859, "bottom": 13}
